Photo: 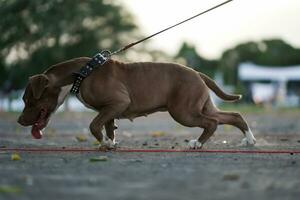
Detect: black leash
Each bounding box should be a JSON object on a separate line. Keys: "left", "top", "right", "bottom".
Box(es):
{"left": 109, "top": 0, "right": 234, "bottom": 56}
{"left": 70, "top": 0, "right": 233, "bottom": 94}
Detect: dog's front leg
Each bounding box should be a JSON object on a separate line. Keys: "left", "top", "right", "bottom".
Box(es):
{"left": 104, "top": 119, "right": 118, "bottom": 146}
{"left": 90, "top": 114, "right": 117, "bottom": 151}
{"left": 89, "top": 103, "right": 129, "bottom": 150}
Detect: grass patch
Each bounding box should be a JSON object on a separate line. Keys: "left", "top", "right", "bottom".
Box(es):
{"left": 0, "top": 185, "right": 21, "bottom": 194}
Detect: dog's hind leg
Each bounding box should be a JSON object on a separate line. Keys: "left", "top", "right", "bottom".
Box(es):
{"left": 188, "top": 114, "right": 218, "bottom": 149}
{"left": 168, "top": 92, "right": 218, "bottom": 149}
{"left": 169, "top": 107, "right": 218, "bottom": 149}
{"left": 214, "top": 111, "right": 256, "bottom": 146}
{"left": 203, "top": 99, "right": 256, "bottom": 146}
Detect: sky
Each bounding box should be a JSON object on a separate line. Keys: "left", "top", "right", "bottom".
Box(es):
{"left": 121, "top": 0, "right": 300, "bottom": 59}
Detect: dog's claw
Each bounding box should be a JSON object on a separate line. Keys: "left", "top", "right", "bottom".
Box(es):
{"left": 188, "top": 139, "right": 202, "bottom": 149}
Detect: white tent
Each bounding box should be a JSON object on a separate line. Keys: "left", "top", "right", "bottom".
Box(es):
{"left": 238, "top": 63, "right": 300, "bottom": 106}
{"left": 238, "top": 63, "right": 300, "bottom": 82}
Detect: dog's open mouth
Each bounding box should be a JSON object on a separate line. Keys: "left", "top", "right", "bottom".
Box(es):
{"left": 31, "top": 109, "right": 48, "bottom": 139}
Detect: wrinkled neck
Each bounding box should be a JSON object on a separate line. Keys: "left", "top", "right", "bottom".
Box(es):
{"left": 45, "top": 57, "right": 91, "bottom": 87}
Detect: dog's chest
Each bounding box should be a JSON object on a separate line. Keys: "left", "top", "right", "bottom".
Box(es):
{"left": 76, "top": 92, "right": 96, "bottom": 110}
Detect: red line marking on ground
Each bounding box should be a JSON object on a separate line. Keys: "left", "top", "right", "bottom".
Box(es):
{"left": 0, "top": 147, "right": 300, "bottom": 154}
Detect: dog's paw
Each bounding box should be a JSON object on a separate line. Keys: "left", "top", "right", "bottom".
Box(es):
{"left": 241, "top": 131, "right": 256, "bottom": 146}
{"left": 188, "top": 139, "right": 202, "bottom": 149}
{"left": 98, "top": 139, "right": 117, "bottom": 151}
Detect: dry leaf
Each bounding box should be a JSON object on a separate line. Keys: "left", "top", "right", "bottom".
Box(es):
{"left": 11, "top": 153, "right": 21, "bottom": 161}
{"left": 150, "top": 131, "right": 166, "bottom": 137}
{"left": 75, "top": 135, "right": 87, "bottom": 142}
{"left": 89, "top": 156, "right": 108, "bottom": 162}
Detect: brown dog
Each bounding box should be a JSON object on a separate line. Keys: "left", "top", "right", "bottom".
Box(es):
{"left": 18, "top": 58, "right": 256, "bottom": 149}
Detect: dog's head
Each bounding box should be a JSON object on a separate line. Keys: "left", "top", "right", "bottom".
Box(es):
{"left": 18, "top": 74, "right": 62, "bottom": 136}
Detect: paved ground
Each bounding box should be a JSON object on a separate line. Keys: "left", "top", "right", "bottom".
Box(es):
{"left": 0, "top": 110, "right": 300, "bottom": 200}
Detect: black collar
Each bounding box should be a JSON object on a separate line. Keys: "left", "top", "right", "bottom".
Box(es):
{"left": 70, "top": 51, "right": 111, "bottom": 94}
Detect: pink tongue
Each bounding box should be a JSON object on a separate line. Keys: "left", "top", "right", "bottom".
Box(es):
{"left": 31, "top": 124, "right": 43, "bottom": 139}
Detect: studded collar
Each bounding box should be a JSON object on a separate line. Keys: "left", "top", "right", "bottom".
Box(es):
{"left": 70, "top": 51, "right": 111, "bottom": 94}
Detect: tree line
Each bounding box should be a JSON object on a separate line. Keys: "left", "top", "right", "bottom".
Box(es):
{"left": 176, "top": 39, "right": 300, "bottom": 86}
{"left": 1, "top": 0, "right": 300, "bottom": 96}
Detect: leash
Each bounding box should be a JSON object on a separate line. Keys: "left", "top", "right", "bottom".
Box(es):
{"left": 1, "top": 147, "right": 299, "bottom": 154}
{"left": 70, "top": 0, "right": 234, "bottom": 94}
{"left": 109, "top": 0, "right": 234, "bottom": 56}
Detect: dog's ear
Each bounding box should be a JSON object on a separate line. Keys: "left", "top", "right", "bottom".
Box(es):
{"left": 29, "top": 74, "right": 49, "bottom": 99}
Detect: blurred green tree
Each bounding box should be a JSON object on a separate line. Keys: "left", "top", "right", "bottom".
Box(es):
{"left": 256, "top": 39, "right": 300, "bottom": 66}
{"left": 219, "top": 39, "right": 300, "bottom": 85}
{"left": 0, "top": 0, "right": 139, "bottom": 91}
{"left": 176, "top": 42, "right": 218, "bottom": 77}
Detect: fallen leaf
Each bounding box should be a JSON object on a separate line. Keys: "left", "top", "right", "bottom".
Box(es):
{"left": 75, "top": 135, "right": 87, "bottom": 142}
{"left": 0, "top": 186, "right": 21, "bottom": 194}
{"left": 222, "top": 174, "right": 240, "bottom": 181}
{"left": 11, "top": 153, "right": 21, "bottom": 161}
{"left": 150, "top": 131, "right": 166, "bottom": 137}
{"left": 89, "top": 156, "right": 108, "bottom": 162}
{"left": 92, "top": 140, "right": 100, "bottom": 146}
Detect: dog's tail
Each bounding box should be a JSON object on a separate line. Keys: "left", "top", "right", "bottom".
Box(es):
{"left": 198, "top": 72, "right": 242, "bottom": 102}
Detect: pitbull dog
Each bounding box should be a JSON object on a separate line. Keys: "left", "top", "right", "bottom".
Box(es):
{"left": 18, "top": 57, "right": 256, "bottom": 149}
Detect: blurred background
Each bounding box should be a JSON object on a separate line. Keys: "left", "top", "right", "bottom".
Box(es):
{"left": 1, "top": 0, "right": 300, "bottom": 112}
{"left": 1, "top": 2, "right": 300, "bottom": 199}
